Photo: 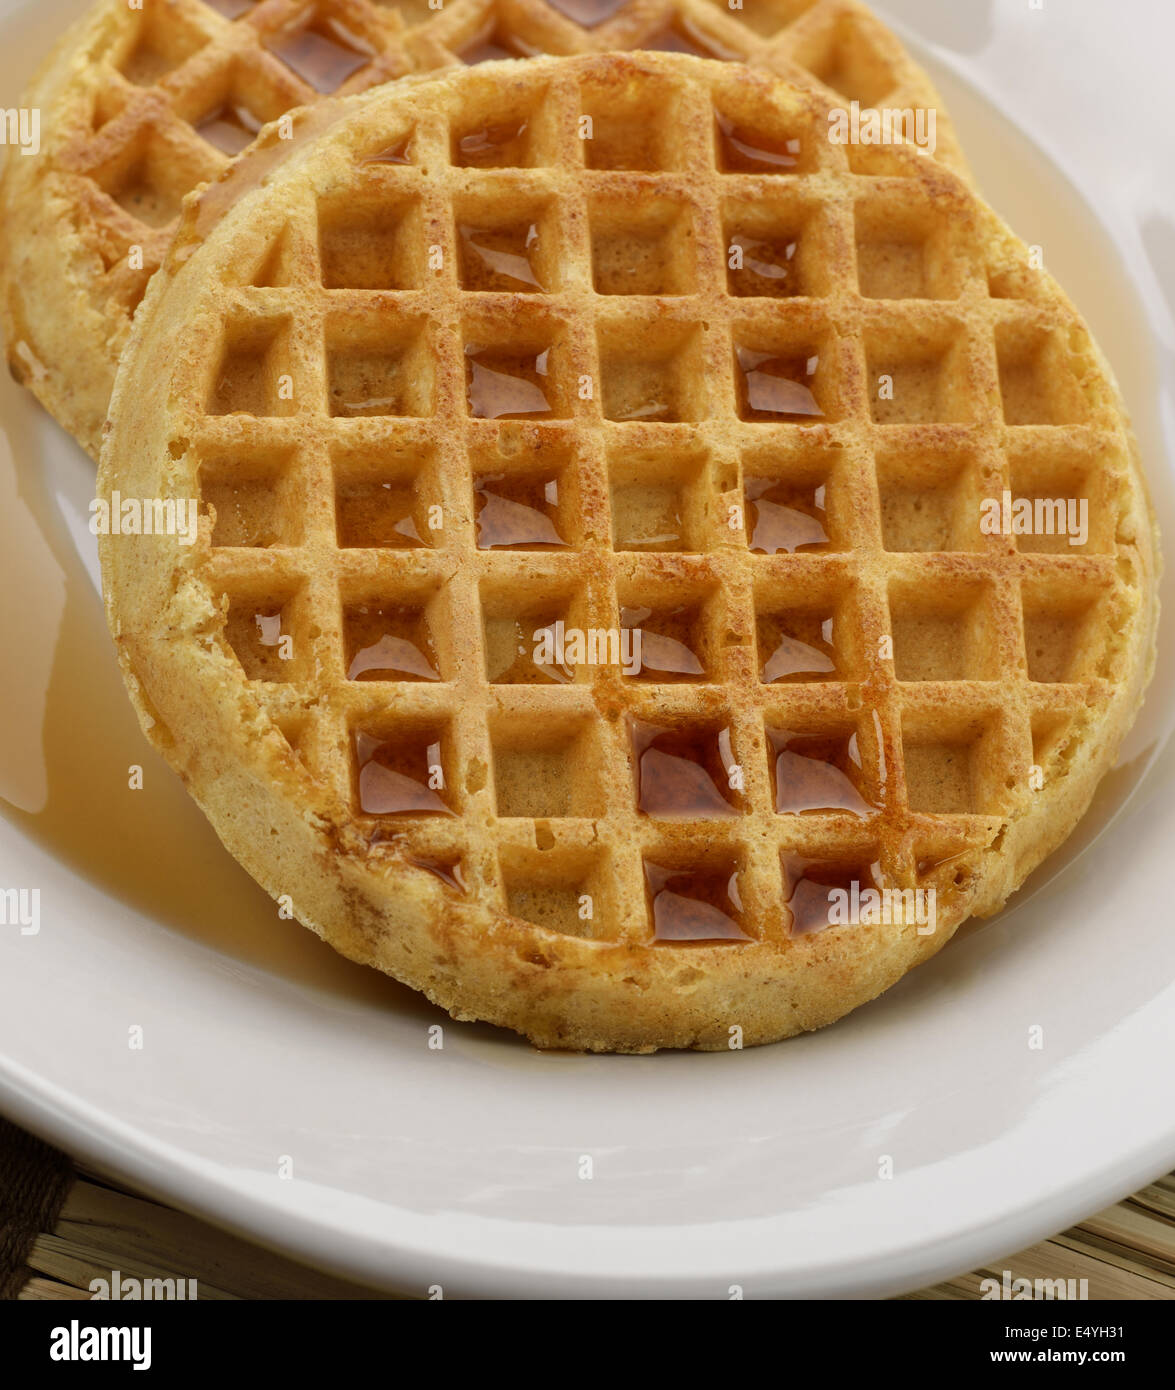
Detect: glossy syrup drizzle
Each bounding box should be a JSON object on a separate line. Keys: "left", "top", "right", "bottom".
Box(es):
{"left": 745, "top": 476, "right": 830, "bottom": 553}
{"left": 783, "top": 855, "right": 882, "bottom": 936}
{"left": 466, "top": 347, "right": 554, "bottom": 419}
{"left": 736, "top": 347, "right": 823, "bottom": 420}
{"left": 363, "top": 133, "right": 413, "bottom": 165}
{"left": 0, "top": 389, "right": 428, "bottom": 1006}
{"left": 621, "top": 606, "right": 705, "bottom": 681}
{"left": 631, "top": 720, "right": 740, "bottom": 818}
{"left": 729, "top": 234, "right": 799, "bottom": 297}
{"left": 225, "top": 603, "right": 292, "bottom": 680}
{"left": 546, "top": 0, "right": 628, "bottom": 25}
{"left": 354, "top": 730, "right": 452, "bottom": 816}
{"left": 345, "top": 604, "right": 440, "bottom": 682}
{"left": 172, "top": 101, "right": 352, "bottom": 269}
{"left": 459, "top": 222, "right": 543, "bottom": 292}
{"left": 608, "top": 388, "right": 676, "bottom": 423}
{"left": 641, "top": 20, "right": 741, "bottom": 61}
{"left": 413, "top": 856, "right": 468, "bottom": 892}
{"left": 455, "top": 118, "right": 531, "bottom": 168}
{"left": 331, "top": 385, "right": 407, "bottom": 418}
{"left": 485, "top": 614, "right": 574, "bottom": 684}
{"left": 367, "top": 828, "right": 469, "bottom": 894}
{"left": 769, "top": 729, "right": 876, "bottom": 816}
{"left": 459, "top": 24, "right": 542, "bottom": 65}
{"left": 266, "top": 17, "right": 375, "bottom": 94}
{"left": 645, "top": 861, "right": 751, "bottom": 942}
{"left": 336, "top": 481, "right": 426, "bottom": 549}
{"left": 255, "top": 610, "right": 283, "bottom": 646}
{"left": 475, "top": 474, "right": 567, "bottom": 549}
{"left": 759, "top": 613, "right": 837, "bottom": 683}
{"left": 197, "top": 101, "right": 263, "bottom": 156}
{"left": 716, "top": 113, "right": 803, "bottom": 173}
{"left": 916, "top": 849, "right": 969, "bottom": 878}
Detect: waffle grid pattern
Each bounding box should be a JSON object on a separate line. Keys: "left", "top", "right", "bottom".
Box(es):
{"left": 49, "top": 0, "right": 954, "bottom": 335}
{"left": 180, "top": 60, "right": 1134, "bottom": 948}
{"left": 397, "top": 0, "right": 935, "bottom": 123}
{"left": 54, "top": 0, "right": 418, "bottom": 320}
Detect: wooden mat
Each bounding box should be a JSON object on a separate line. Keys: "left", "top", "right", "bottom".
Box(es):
{"left": 3, "top": 1128, "right": 1172, "bottom": 1299}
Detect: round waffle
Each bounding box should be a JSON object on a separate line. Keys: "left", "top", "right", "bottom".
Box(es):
{"left": 2, "top": 0, "right": 966, "bottom": 459}
{"left": 98, "top": 52, "right": 1157, "bottom": 1052}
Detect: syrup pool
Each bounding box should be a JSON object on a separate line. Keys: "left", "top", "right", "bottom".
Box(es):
{"left": 0, "top": 407, "right": 422, "bottom": 1007}
{"left": 266, "top": 16, "right": 374, "bottom": 94}
{"left": 197, "top": 101, "right": 263, "bottom": 157}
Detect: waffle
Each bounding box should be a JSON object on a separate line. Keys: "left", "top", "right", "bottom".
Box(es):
{"left": 1, "top": 0, "right": 966, "bottom": 459}
{"left": 98, "top": 52, "right": 1158, "bottom": 1052}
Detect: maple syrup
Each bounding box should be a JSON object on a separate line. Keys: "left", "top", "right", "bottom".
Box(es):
{"left": 915, "top": 849, "right": 971, "bottom": 889}
{"left": 266, "top": 17, "right": 375, "bottom": 94}
{"left": 458, "top": 222, "right": 544, "bottom": 292}
{"left": 172, "top": 101, "right": 351, "bottom": 269}
{"left": 728, "top": 234, "right": 799, "bottom": 298}
{"left": 630, "top": 720, "right": 740, "bottom": 818}
{"left": 465, "top": 347, "right": 554, "bottom": 419}
{"left": 475, "top": 474, "right": 568, "bottom": 549}
{"left": 224, "top": 602, "right": 293, "bottom": 681}
{"left": 412, "top": 856, "right": 468, "bottom": 892}
{"left": 769, "top": 729, "right": 874, "bottom": 816}
{"left": 484, "top": 615, "right": 573, "bottom": 684}
{"left": 620, "top": 605, "right": 705, "bottom": 681}
{"left": 366, "top": 829, "right": 469, "bottom": 894}
{"left": 716, "top": 114, "right": 803, "bottom": 173}
{"left": 197, "top": 101, "right": 263, "bottom": 157}
{"left": 736, "top": 347, "right": 823, "bottom": 421}
{"left": 0, "top": 0, "right": 1159, "bottom": 1011}
{"left": 344, "top": 604, "right": 440, "bottom": 682}
{"left": 354, "top": 730, "right": 453, "bottom": 816}
{"left": 454, "top": 118, "right": 531, "bottom": 169}
{"left": 547, "top": 0, "right": 628, "bottom": 26}
{"left": 644, "top": 861, "right": 750, "bottom": 942}
{"left": 640, "top": 20, "right": 739, "bottom": 62}
{"left": 335, "top": 479, "right": 427, "bottom": 549}
{"left": 745, "top": 476, "right": 830, "bottom": 554}
{"left": 363, "top": 134, "right": 413, "bottom": 165}
{"left": 256, "top": 611, "right": 283, "bottom": 645}
{"left": 759, "top": 613, "right": 837, "bottom": 683}
{"left": 783, "top": 855, "right": 881, "bottom": 937}
{"left": 459, "top": 24, "right": 541, "bottom": 65}
{"left": 0, "top": 409, "right": 425, "bottom": 1006}
{"left": 329, "top": 375, "right": 408, "bottom": 418}
{"left": 606, "top": 391, "right": 675, "bottom": 424}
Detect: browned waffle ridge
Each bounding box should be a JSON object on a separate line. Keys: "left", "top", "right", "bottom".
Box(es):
{"left": 1, "top": 0, "right": 965, "bottom": 458}
{"left": 98, "top": 52, "right": 1157, "bottom": 1052}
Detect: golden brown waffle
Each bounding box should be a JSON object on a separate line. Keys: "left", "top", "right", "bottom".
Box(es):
{"left": 396, "top": 0, "right": 966, "bottom": 177}
{"left": 1, "top": 0, "right": 965, "bottom": 459}
{"left": 98, "top": 52, "right": 1157, "bottom": 1052}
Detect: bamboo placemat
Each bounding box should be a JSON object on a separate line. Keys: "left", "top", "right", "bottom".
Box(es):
{"left": 2, "top": 1117, "right": 1172, "bottom": 1299}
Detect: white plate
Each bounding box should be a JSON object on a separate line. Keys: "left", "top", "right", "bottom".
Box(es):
{"left": 1, "top": 0, "right": 1173, "bottom": 1299}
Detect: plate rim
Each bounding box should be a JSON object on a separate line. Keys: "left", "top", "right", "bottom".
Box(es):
{"left": 1, "top": 0, "right": 1174, "bottom": 1300}
{"left": 3, "top": 1067, "right": 1174, "bottom": 1298}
